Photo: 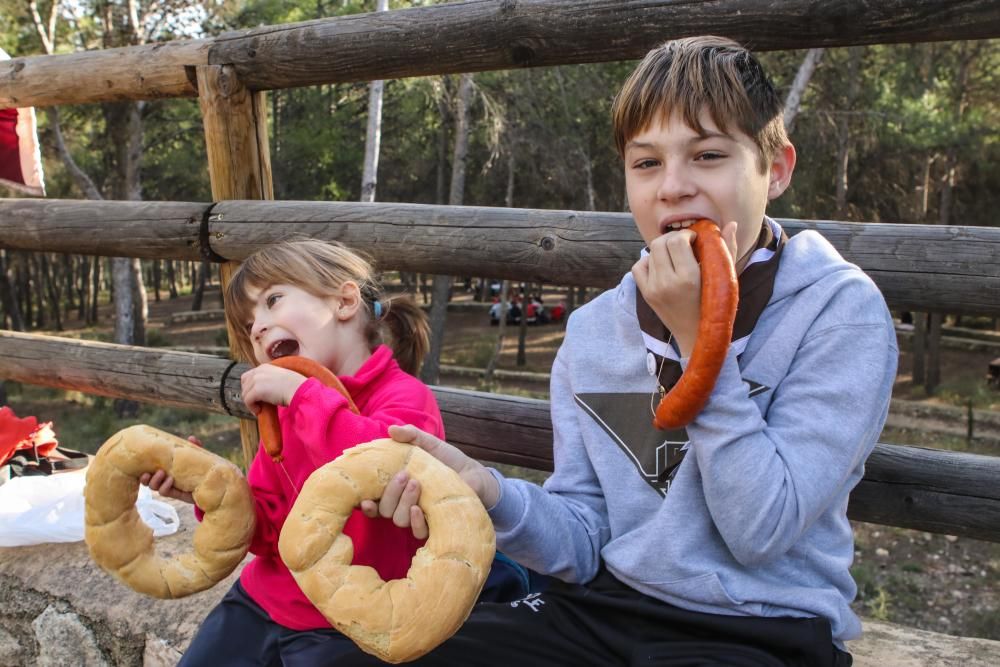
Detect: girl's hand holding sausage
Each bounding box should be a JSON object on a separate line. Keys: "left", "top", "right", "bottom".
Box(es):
{"left": 240, "top": 364, "right": 309, "bottom": 416}
{"left": 632, "top": 220, "right": 738, "bottom": 357}
{"left": 139, "top": 435, "right": 202, "bottom": 504}
{"left": 360, "top": 424, "right": 501, "bottom": 540}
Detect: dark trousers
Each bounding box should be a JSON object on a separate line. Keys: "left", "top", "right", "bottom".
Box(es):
{"left": 179, "top": 555, "right": 539, "bottom": 666}
{"left": 334, "top": 568, "right": 853, "bottom": 667}
{"left": 178, "top": 581, "right": 357, "bottom": 667}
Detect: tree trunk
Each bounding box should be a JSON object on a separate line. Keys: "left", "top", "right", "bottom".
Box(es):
{"left": 90, "top": 257, "right": 101, "bottom": 324}
{"left": 77, "top": 256, "right": 90, "bottom": 321}
{"left": 191, "top": 260, "right": 210, "bottom": 311}
{"left": 834, "top": 47, "right": 863, "bottom": 219}
{"left": 130, "top": 258, "right": 147, "bottom": 345}
{"left": 360, "top": 0, "right": 388, "bottom": 203}
{"left": 19, "top": 261, "right": 30, "bottom": 330}
{"left": 517, "top": 283, "right": 529, "bottom": 367}
{"left": 912, "top": 312, "right": 927, "bottom": 387}
{"left": 926, "top": 312, "right": 942, "bottom": 392}
{"left": 484, "top": 148, "right": 518, "bottom": 386}
{"left": 29, "top": 254, "right": 44, "bottom": 329}
{"left": 484, "top": 279, "right": 511, "bottom": 387}
{"left": 783, "top": 48, "right": 825, "bottom": 134}
{"left": 422, "top": 73, "right": 474, "bottom": 385}
{"left": 62, "top": 255, "right": 75, "bottom": 315}
{"left": 924, "top": 44, "right": 975, "bottom": 393}
{"left": 166, "top": 260, "right": 178, "bottom": 298}
{"left": 112, "top": 258, "right": 135, "bottom": 345}
{"left": 0, "top": 250, "right": 25, "bottom": 331}
{"left": 47, "top": 107, "right": 103, "bottom": 200}
{"left": 151, "top": 260, "right": 161, "bottom": 302}
{"left": 40, "top": 254, "right": 63, "bottom": 331}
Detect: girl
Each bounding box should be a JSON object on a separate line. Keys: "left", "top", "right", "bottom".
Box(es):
{"left": 149, "top": 239, "right": 446, "bottom": 665}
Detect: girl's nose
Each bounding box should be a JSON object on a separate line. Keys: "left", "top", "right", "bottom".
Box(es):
{"left": 250, "top": 321, "right": 266, "bottom": 340}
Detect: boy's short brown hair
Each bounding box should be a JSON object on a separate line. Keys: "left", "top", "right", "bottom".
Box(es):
{"left": 612, "top": 36, "right": 788, "bottom": 172}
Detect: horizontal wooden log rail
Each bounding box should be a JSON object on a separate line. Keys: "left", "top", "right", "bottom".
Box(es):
{"left": 3, "top": 198, "right": 1000, "bottom": 316}
{"left": 1, "top": 330, "right": 998, "bottom": 543}
{"left": 3, "top": 0, "right": 999, "bottom": 108}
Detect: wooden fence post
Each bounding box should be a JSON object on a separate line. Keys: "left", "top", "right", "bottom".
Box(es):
{"left": 196, "top": 64, "right": 274, "bottom": 468}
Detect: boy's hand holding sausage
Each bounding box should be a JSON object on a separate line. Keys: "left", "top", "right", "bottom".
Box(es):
{"left": 360, "top": 424, "right": 500, "bottom": 540}
{"left": 240, "top": 364, "right": 309, "bottom": 415}
{"left": 632, "top": 221, "right": 739, "bottom": 357}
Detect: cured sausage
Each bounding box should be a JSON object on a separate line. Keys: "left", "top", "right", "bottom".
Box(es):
{"left": 654, "top": 219, "right": 738, "bottom": 430}
{"left": 256, "top": 356, "right": 360, "bottom": 462}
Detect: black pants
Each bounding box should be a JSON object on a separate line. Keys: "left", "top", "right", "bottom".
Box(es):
{"left": 178, "top": 581, "right": 357, "bottom": 667}
{"left": 334, "top": 568, "right": 853, "bottom": 667}
{"left": 179, "top": 556, "right": 538, "bottom": 666}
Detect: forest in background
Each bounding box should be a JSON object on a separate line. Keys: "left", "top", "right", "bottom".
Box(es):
{"left": 1, "top": 2, "right": 999, "bottom": 641}
{"left": 0, "top": 0, "right": 998, "bottom": 387}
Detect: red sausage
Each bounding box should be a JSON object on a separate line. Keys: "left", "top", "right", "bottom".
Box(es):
{"left": 256, "top": 356, "right": 359, "bottom": 462}
{"left": 653, "top": 219, "right": 738, "bottom": 430}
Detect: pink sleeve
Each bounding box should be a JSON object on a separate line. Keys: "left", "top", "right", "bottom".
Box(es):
{"left": 281, "top": 378, "right": 444, "bottom": 470}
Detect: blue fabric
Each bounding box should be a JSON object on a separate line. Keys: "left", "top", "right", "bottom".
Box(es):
{"left": 479, "top": 551, "right": 548, "bottom": 602}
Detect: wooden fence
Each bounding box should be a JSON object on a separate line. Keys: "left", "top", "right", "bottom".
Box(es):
{"left": 1, "top": 0, "right": 999, "bottom": 545}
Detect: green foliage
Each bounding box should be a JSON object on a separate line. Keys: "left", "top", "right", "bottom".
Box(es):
{"left": 851, "top": 562, "right": 893, "bottom": 621}
{"left": 966, "top": 609, "right": 1000, "bottom": 641}
{"left": 145, "top": 327, "right": 172, "bottom": 348}
{"left": 448, "top": 335, "right": 496, "bottom": 369}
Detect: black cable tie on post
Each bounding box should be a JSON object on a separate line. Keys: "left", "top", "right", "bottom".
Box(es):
{"left": 199, "top": 202, "right": 230, "bottom": 263}
{"left": 219, "top": 359, "right": 240, "bottom": 416}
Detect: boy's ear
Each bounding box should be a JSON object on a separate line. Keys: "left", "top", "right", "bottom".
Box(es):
{"left": 766, "top": 144, "right": 797, "bottom": 200}
{"left": 335, "top": 281, "right": 362, "bottom": 320}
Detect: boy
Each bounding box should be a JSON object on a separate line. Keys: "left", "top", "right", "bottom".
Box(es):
{"left": 343, "top": 36, "right": 897, "bottom": 666}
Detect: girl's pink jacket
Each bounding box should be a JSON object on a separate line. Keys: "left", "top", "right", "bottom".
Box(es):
{"left": 239, "top": 345, "right": 445, "bottom": 630}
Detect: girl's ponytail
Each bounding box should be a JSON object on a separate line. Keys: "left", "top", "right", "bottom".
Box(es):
{"left": 376, "top": 296, "right": 430, "bottom": 376}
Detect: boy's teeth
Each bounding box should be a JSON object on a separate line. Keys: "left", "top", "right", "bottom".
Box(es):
{"left": 668, "top": 220, "right": 697, "bottom": 230}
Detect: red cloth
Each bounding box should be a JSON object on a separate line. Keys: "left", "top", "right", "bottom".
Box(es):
{"left": 239, "top": 346, "right": 446, "bottom": 631}
{"left": 0, "top": 48, "right": 45, "bottom": 196}
{"left": 0, "top": 108, "right": 25, "bottom": 185}
{"left": 0, "top": 406, "right": 58, "bottom": 467}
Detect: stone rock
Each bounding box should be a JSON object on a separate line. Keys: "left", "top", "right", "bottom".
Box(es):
{"left": 32, "top": 606, "right": 107, "bottom": 667}
{"left": 849, "top": 619, "right": 1000, "bottom": 666}
{"left": 143, "top": 634, "right": 184, "bottom": 667}
{"left": 0, "top": 626, "right": 24, "bottom": 665}
{"left": 0, "top": 498, "right": 243, "bottom": 666}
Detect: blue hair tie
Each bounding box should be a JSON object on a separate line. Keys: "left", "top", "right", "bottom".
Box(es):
{"left": 373, "top": 301, "right": 383, "bottom": 319}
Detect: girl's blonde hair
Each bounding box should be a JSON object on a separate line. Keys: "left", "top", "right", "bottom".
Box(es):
{"left": 612, "top": 36, "right": 789, "bottom": 173}
{"left": 224, "top": 239, "right": 429, "bottom": 376}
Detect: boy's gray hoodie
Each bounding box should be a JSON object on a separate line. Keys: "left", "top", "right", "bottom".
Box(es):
{"left": 488, "top": 220, "right": 898, "bottom": 646}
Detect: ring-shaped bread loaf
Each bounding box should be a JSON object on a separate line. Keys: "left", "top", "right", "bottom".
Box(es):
{"left": 84, "top": 424, "right": 255, "bottom": 598}
{"left": 279, "top": 438, "right": 496, "bottom": 664}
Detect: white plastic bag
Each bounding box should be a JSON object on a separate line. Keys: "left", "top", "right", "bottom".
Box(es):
{"left": 0, "top": 470, "right": 180, "bottom": 547}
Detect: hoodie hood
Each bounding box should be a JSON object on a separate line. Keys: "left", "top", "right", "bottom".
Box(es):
{"left": 770, "top": 223, "right": 860, "bottom": 304}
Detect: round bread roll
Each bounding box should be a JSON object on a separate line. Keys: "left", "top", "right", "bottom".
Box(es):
{"left": 279, "top": 438, "right": 496, "bottom": 664}
{"left": 84, "top": 424, "right": 255, "bottom": 599}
